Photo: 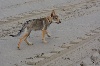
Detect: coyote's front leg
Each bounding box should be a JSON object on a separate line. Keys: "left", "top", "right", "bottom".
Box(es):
{"left": 42, "top": 30, "right": 47, "bottom": 43}
{"left": 46, "top": 30, "right": 51, "bottom": 37}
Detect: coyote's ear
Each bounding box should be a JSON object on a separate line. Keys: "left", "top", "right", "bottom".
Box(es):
{"left": 51, "top": 10, "right": 55, "bottom": 17}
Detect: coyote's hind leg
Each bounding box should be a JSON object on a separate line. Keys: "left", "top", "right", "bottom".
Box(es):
{"left": 24, "top": 35, "right": 33, "bottom": 45}
{"left": 17, "top": 33, "right": 28, "bottom": 50}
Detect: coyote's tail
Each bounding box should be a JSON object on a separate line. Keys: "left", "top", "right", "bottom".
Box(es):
{"left": 9, "top": 22, "right": 28, "bottom": 37}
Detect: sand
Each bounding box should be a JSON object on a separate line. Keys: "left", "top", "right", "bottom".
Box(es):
{"left": 0, "top": 0, "right": 100, "bottom": 66}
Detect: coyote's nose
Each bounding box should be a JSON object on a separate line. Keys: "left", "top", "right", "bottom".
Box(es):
{"left": 59, "top": 20, "right": 61, "bottom": 23}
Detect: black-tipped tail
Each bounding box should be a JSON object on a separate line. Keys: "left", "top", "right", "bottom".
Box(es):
{"left": 9, "top": 35, "right": 15, "bottom": 37}
{"left": 9, "top": 21, "right": 28, "bottom": 37}
{"left": 9, "top": 30, "right": 22, "bottom": 37}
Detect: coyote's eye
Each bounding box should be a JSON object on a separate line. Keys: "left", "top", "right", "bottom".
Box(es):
{"left": 55, "top": 17, "right": 58, "bottom": 19}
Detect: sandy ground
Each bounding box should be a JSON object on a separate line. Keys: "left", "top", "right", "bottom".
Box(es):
{"left": 0, "top": 0, "right": 100, "bottom": 66}
{"left": 0, "top": 0, "right": 84, "bottom": 19}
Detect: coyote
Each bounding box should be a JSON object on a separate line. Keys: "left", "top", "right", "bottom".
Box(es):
{"left": 10, "top": 10, "right": 61, "bottom": 49}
